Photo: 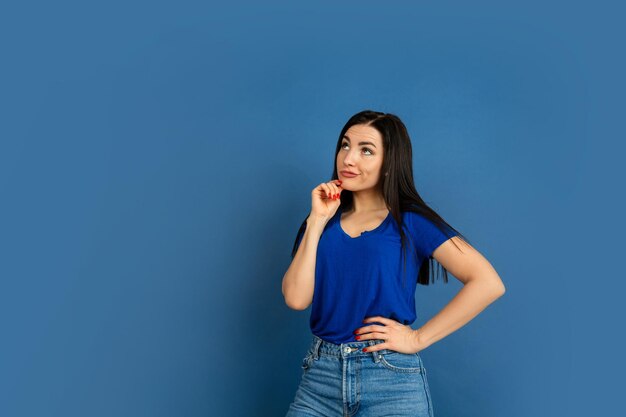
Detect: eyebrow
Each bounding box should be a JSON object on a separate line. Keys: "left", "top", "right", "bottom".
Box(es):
{"left": 342, "top": 134, "right": 377, "bottom": 148}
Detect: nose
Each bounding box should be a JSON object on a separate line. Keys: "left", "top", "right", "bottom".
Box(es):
{"left": 343, "top": 148, "right": 357, "bottom": 167}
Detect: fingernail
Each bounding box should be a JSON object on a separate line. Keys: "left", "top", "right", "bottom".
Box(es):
{"left": 362, "top": 348, "right": 368, "bottom": 352}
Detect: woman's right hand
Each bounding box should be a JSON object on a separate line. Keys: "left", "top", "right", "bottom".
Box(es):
{"left": 311, "top": 179, "right": 343, "bottom": 221}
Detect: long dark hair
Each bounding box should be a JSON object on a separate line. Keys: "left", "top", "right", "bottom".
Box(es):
{"left": 291, "top": 110, "right": 470, "bottom": 288}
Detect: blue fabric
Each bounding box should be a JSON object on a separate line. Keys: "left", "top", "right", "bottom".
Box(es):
{"left": 285, "top": 334, "right": 434, "bottom": 417}
{"left": 294, "top": 206, "right": 458, "bottom": 344}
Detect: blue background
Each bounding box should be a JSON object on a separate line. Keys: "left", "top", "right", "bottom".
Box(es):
{"left": 1, "top": 1, "right": 623, "bottom": 416}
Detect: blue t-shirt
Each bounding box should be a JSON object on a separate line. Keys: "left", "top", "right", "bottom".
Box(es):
{"left": 294, "top": 205, "right": 458, "bottom": 344}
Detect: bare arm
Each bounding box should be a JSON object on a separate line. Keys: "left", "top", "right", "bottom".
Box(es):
{"left": 281, "top": 215, "right": 328, "bottom": 310}
{"left": 283, "top": 179, "right": 343, "bottom": 310}
{"left": 412, "top": 236, "right": 506, "bottom": 351}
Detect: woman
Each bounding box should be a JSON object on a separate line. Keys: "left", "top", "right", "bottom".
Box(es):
{"left": 282, "top": 110, "right": 505, "bottom": 417}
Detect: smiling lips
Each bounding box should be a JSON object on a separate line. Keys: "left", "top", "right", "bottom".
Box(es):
{"left": 340, "top": 170, "right": 358, "bottom": 178}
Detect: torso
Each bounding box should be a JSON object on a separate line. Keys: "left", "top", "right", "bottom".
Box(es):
{"left": 339, "top": 208, "right": 390, "bottom": 238}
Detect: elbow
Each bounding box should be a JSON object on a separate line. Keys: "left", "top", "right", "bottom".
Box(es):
{"left": 282, "top": 274, "right": 313, "bottom": 310}
{"left": 283, "top": 288, "right": 311, "bottom": 310}
{"left": 468, "top": 272, "right": 506, "bottom": 298}
{"left": 495, "top": 284, "right": 506, "bottom": 298}
{"left": 284, "top": 297, "right": 310, "bottom": 311}
{"left": 492, "top": 279, "right": 506, "bottom": 298}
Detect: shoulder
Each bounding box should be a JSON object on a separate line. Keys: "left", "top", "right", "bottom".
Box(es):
{"left": 400, "top": 209, "right": 455, "bottom": 239}
{"left": 400, "top": 209, "right": 431, "bottom": 229}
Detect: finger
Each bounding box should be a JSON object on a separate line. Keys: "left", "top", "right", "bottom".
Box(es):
{"left": 333, "top": 180, "right": 343, "bottom": 198}
{"left": 364, "top": 331, "right": 385, "bottom": 340}
{"left": 363, "top": 316, "right": 395, "bottom": 326}
{"left": 314, "top": 183, "right": 325, "bottom": 198}
{"left": 320, "top": 183, "right": 331, "bottom": 199}
{"left": 326, "top": 182, "right": 337, "bottom": 199}
{"left": 363, "top": 342, "right": 388, "bottom": 353}
{"left": 328, "top": 180, "right": 340, "bottom": 198}
{"left": 356, "top": 325, "right": 386, "bottom": 335}
{"left": 356, "top": 329, "right": 386, "bottom": 340}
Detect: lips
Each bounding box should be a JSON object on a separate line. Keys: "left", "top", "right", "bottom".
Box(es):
{"left": 340, "top": 170, "right": 358, "bottom": 177}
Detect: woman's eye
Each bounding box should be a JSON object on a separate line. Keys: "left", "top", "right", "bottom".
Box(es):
{"left": 341, "top": 143, "right": 373, "bottom": 155}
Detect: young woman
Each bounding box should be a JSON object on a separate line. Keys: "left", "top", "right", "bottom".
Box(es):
{"left": 282, "top": 110, "right": 505, "bottom": 417}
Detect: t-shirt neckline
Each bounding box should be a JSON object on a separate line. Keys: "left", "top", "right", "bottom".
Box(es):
{"left": 337, "top": 206, "right": 392, "bottom": 240}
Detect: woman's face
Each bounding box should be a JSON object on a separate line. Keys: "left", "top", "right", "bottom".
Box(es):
{"left": 336, "top": 124, "right": 385, "bottom": 192}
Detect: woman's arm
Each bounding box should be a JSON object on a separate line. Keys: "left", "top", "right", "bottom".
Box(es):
{"left": 412, "top": 236, "right": 506, "bottom": 351}
{"left": 281, "top": 215, "right": 327, "bottom": 310}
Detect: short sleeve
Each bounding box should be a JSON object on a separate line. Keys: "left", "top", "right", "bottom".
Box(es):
{"left": 405, "top": 211, "right": 458, "bottom": 260}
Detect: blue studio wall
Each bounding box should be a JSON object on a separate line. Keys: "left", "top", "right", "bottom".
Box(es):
{"left": 1, "top": 1, "right": 624, "bottom": 416}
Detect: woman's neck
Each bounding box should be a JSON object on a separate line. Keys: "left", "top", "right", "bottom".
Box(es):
{"left": 349, "top": 191, "right": 387, "bottom": 213}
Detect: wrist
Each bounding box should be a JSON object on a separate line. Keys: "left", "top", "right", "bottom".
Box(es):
{"left": 412, "top": 328, "right": 430, "bottom": 353}
{"left": 307, "top": 215, "right": 329, "bottom": 230}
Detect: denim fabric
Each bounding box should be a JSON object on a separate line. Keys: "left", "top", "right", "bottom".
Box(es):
{"left": 286, "top": 334, "right": 434, "bottom": 417}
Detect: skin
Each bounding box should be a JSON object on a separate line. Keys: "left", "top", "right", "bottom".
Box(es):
{"left": 309, "top": 124, "right": 389, "bottom": 229}
{"left": 305, "top": 124, "right": 506, "bottom": 354}
{"left": 356, "top": 236, "right": 505, "bottom": 354}
{"left": 339, "top": 126, "right": 506, "bottom": 354}
{"left": 336, "top": 124, "right": 388, "bottom": 214}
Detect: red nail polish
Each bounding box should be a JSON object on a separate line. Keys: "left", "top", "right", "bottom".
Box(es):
{"left": 356, "top": 336, "right": 361, "bottom": 340}
{"left": 362, "top": 348, "right": 368, "bottom": 352}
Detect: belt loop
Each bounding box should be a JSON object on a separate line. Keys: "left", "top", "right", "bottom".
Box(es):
{"left": 312, "top": 336, "right": 322, "bottom": 360}
{"left": 369, "top": 340, "right": 381, "bottom": 363}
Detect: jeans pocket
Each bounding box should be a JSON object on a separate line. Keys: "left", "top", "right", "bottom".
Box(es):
{"left": 378, "top": 351, "right": 424, "bottom": 373}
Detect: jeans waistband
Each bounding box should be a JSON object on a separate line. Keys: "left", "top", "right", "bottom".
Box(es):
{"left": 308, "top": 334, "right": 399, "bottom": 362}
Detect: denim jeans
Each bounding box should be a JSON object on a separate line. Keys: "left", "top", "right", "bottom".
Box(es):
{"left": 286, "top": 334, "right": 434, "bottom": 417}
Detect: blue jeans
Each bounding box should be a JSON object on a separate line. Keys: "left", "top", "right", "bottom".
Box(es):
{"left": 286, "top": 334, "right": 434, "bottom": 417}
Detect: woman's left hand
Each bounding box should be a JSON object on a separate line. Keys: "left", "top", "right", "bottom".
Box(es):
{"left": 354, "top": 316, "right": 422, "bottom": 354}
